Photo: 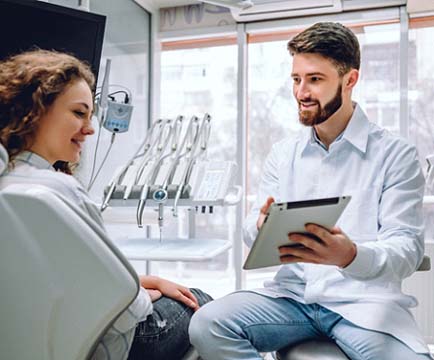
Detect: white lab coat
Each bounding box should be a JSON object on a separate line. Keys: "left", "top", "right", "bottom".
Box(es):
{"left": 244, "top": 104, "right": 429, "bottom": 353}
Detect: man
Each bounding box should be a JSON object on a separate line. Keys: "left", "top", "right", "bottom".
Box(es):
{"left": 189, "top": 22, "right": 432, "bottom": 359}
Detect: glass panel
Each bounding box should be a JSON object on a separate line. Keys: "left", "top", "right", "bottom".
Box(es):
{"left": 353, "top": 23, "right": 400, "bottom": 135}
{"left": 408, "top": 22, "right": 434, "bottom": 244}
{"left": 246, "top": 22, "right": 400, "bottom": 287}
{"left": 77, "top": 0, "right": 150, "bottom": 202}
{"left": 247, "top": 39, "right": 298, "bottom": 286}
{"left": 247, "top": 40, "right": 298, "bottom": 208}
{"left": 156, "top": 45, "right": 238, "bottom": 298}
{"left": 409, "top": 23, "right": 434, "bottom": 176}
{"left": 161, "top": 46, "right": 237, "bottom": 161}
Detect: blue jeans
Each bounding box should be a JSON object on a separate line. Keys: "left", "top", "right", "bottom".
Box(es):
{"left": 189, "top": 291, "right": 431, "bottom": 360}
{"left": 128, "top": 288, "right": 212, "bottom": 360}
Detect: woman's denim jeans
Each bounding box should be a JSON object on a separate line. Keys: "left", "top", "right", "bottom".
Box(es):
{"left": 128, "top": 288, "right": 212, "bottom": 360}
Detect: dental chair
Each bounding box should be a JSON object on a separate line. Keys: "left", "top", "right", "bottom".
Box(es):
{"left": 276, "top": 255, "right": 432, "bottom": 360}
{"left": 0, "top": 184, "right": 139, "bottom": 359}
{"left": 0, "top": 184, "right": 199, "bottom": 360}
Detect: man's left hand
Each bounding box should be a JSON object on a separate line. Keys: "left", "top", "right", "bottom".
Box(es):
{"left": 279, "top": 224, "right": 357, "bottom": 268}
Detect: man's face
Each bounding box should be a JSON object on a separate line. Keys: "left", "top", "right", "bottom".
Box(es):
{"left": 291, "top": 53, "right": 344, "bottom": 126}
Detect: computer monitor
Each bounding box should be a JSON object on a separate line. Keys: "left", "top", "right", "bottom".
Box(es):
{"left": 0, "top": 0, "right": 106, "bottom": 83}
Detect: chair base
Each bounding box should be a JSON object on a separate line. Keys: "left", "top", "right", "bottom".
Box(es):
{"left": 182, "top": 347, "right": 200, "bottom": 360}
{"left": 277, "top": 339, "right": 349, "bottom": 360}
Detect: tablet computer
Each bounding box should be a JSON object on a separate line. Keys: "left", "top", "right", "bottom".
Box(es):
{"left": 243, "top": 196, "right": 351, "bottom": 270}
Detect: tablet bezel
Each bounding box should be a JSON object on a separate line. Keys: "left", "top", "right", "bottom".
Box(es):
{"left": 243, "top": 196, "right": 351, "bottom": 270}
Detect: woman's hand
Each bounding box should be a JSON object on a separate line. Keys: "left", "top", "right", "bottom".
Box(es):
{"left": 146, "top": 289, "right": 162, "bottom": 302}
{"left": 139, "top": 275, "right": 199, "bottom": 310}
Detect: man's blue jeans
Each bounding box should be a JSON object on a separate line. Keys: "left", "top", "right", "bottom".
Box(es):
{"left": 189, "top": 291, "right": 431, "bottom": 360}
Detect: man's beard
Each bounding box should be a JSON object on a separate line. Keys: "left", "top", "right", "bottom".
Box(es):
{"left": 298, "top": 83, "right": 343, "bottom": 127}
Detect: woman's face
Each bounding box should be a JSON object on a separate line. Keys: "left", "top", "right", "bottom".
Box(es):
{"left": 30, "top": 79, "right": 94, "bottom": 164}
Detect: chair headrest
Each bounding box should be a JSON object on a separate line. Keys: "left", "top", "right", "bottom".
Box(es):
{"left": 0, "top": 143, "right": 9, "bottom": 175}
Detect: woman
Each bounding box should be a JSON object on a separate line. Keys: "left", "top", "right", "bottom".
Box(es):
{"left": 0, "top": 49, "right": 212, "bottom": 360}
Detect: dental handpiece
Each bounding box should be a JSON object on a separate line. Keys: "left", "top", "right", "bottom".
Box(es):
{"left": 136, "top": 185, "right": 149, "bottom": 228}
{"left": 136, "top": 121, "right": 174, "bottom": 227}
{"left": 153, "top": 188, "right": 168, "bottom": 243}
{"left": 100, "top": 120, "right": 162, "bottom": 212}
{"left": 157, "top": 203, "right": 164, "bottom": 243}
{"left": 173, "top": 114, "right": 211, "bottom": 216}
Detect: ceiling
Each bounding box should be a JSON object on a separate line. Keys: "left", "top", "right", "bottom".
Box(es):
{"left": 139, "top": 0, "right": 198, "bottom": 8}
{"left": 407, "top": 0, "right": 434, "bottom": 13}
{"left": 137, "top": 0, "right": 434, "bottom": 14}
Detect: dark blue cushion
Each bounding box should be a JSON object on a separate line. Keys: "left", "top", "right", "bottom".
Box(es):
{"left": 277, "top": 339, "right": 349, "bottom": 360}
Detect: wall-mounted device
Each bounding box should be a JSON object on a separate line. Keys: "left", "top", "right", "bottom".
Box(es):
{"left": 103, "top": 101, "right": 133, "bottom": 133}
{"left": 87, "top": 58, "right": 134, "bottom": 190}
{"left": 96, "top": 59, "right": 133, "bottom": 134}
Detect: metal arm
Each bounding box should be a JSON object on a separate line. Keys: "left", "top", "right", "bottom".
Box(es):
{"left": 173, "top": 113, "right": 211, "bottom": 217}
{"left": 136, "top": 119, "right": 175, "bottom": 227}
{"left": 100, "top": 119, "right": 162, "bottom": 211}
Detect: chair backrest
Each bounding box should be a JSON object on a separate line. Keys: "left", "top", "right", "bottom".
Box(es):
{"left": 0, "top": 184, "right": 139, "bottom": 360}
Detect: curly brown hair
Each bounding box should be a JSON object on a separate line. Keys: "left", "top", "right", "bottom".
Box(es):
{"left": 0, "top": 49, "right": 95, "bottom": 174}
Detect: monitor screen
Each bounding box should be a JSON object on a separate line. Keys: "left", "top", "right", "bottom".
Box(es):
{"left": 0, "top": 0, "right": 106, "bottom": 83}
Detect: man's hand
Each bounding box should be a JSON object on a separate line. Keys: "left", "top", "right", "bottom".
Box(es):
{"left": 139, "top": 275, "right": 199, "bottom": 310}
{"left": 278, "top": 224, "right": 357, "bottom": 268}
{"left": 257, "top": 197, "right": 275, "bottom": 230}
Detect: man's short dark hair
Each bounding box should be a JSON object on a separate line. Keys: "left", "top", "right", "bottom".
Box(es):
{"left": 287, "top": 22, "right": 360, "bottom": 76}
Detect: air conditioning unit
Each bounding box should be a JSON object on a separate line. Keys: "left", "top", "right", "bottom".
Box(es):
{"left": 407, "top": 0, "right": 434, "bottom": 15}
{"left": 231, "top": 0, "right": 343, "bottom": 22}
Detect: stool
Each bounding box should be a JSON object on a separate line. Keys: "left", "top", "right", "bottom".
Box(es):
{"left": 276, "top": 339, "right": 349, "bottom": 360}
{"left": 276, "top": 255, "right": 431, "bottom": 360}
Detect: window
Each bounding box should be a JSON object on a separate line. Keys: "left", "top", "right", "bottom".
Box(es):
{"left": 145, "top": 9, "right": 432, "bottom": 299}
{"left": 408, "top": 17, "right": 434, "bottom": 245}
{"left": 156, "top": 42, "right": 238, "bottom": 298}
{"left": 409, "top": 18, "right": 434, "bottom": 175}
{"left": 246, "top": 21, "right": 401, "bottom": 287}
{"left": 354, "top": 23, "right": 400, "bottom": 134}
{"left": 247, "top": 38, "right": 299, "bottom": 207}
{"left": 161, "top": 43, "right": 237, "bottom": 161}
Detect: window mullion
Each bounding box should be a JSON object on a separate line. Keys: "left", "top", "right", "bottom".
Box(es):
{"left": 399, "top": 6, "right": 409, "bottom": 139}
{"left": 235, "top": 22, "right": 248, "bottom": 290}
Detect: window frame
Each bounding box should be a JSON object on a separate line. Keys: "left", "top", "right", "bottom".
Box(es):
{"left": 158, "top": 6, "right": 434, "bottom": 290}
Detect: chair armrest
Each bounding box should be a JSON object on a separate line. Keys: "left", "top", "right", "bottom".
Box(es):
{"left": 417, "top": 255, "right": 431, "bottom": 271}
